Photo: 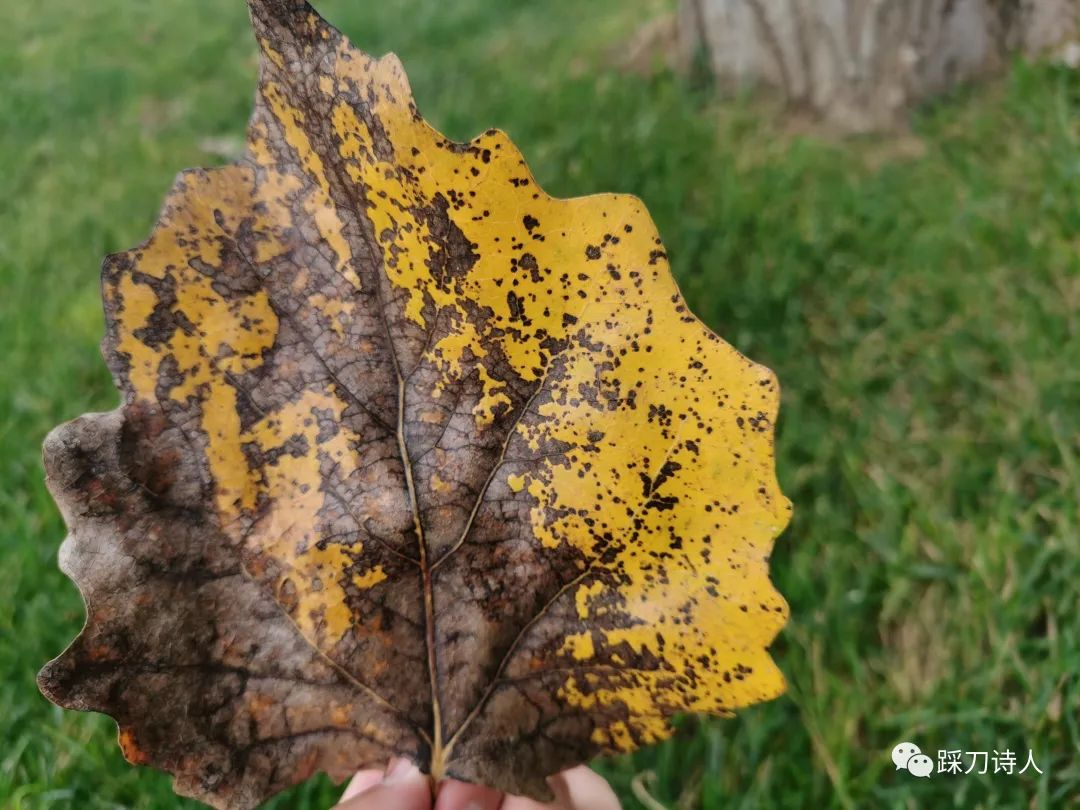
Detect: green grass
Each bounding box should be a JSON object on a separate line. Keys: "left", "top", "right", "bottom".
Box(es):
{"left": 2, "top": 0, "right": 1078, "bottom": 807}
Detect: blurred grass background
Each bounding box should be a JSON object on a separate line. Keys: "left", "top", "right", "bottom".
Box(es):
{"left": 2, "top": 0, "right": 1078, "bottom": 807}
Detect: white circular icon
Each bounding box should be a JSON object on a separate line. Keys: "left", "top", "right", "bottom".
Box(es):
{"left": 907, "top": 753, "right": 934, "bottom": 778}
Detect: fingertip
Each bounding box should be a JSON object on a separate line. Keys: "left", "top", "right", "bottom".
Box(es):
{"left": 383, "top": 758, "right": 425, "bottom": 786}
{"left": 434, "top": 778, "right": 503, "bottom": 810}
{"left": 549, "top": 766, "right": 620, "bottom": 809}
{"left": 339, "top": 769, "right": 384, "bottom": 801}
{"left": 334, "top": 760, "right": 431, "bottom": 810}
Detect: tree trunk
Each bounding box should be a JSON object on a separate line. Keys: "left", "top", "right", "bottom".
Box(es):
{"left": 676, "top": 0, "right": 1079, "bottom": 132}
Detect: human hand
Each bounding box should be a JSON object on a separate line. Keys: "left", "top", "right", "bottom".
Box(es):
{"left": 334, "top": 759, "right": 620, "bottom": 810}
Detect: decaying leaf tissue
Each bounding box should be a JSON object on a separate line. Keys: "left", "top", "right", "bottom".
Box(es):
{"left": 37, "top": 0, "right": 792, "bottom": 806}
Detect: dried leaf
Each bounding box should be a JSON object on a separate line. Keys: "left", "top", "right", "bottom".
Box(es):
{"left": 38, "top": 1, "right": 792, "bottom": 807}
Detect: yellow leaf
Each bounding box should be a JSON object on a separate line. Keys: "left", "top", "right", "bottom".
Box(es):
{"left": 38, "top": 1, "right": 791, "bottom": 807}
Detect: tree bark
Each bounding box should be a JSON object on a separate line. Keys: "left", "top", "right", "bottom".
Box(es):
{"left": 676, "top": 0, "right": 1079, "bottom": 132}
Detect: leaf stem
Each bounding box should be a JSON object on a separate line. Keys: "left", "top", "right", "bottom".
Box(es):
{"left": 396, "top": 375, "right": 445, "bottom": 779}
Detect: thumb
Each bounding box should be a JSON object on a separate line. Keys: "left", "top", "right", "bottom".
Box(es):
{"left": 335, "top": 760, "right": 431, "bottom": 810}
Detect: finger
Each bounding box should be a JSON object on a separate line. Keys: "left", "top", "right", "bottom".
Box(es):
{"left": 552, "top": 768, "right": 622, "bottom": 807}
{"left": 551, "top": 767, "right": 620, "bottom": 809}
{"left": 339, "top": 769, "right": 385, "bottom": 801}
{"left": 434, "top": 778, "right": 504, "bottom": 810}
{"left": 334, "top": 759, "right": 431, "bottom": 810}
{"left": 501, "top": 766, "right": 620, "bottom": 810}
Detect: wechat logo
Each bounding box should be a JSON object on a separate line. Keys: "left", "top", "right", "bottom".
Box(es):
{"left": 892, "top": 742, "right": 934, "bottom": 778}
